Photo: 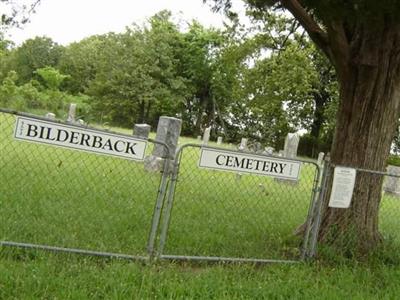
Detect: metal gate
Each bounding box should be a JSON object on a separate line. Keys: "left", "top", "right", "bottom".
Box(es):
{"left": 157, "top": 144, "right": 321, "bottom": 263}
{"left": 0, "top": 109, "right": 170, "bottom": 261}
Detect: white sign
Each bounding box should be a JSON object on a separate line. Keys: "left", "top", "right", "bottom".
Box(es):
{"left": 14, "top": 116, "right": 147, "bottom": 161}
{"left": 199, "top": 148, "right": 301, "bottom": 180}
{"left": 329, "top": 166, "right": 356, "bottom": 208}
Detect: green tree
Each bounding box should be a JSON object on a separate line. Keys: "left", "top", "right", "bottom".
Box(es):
{"left": 36, "top": 66, "right": 69, "bottom": 90}
{"left": 58, "top": 36, "right": 106, "bottom": 94}
{"left": 88, "top": 11, "right": 188, "bottom": 127}
{"left": 7, "top": 36, "right": 64, "bottom": 84}
{"left": 210, "top": 0, "right": 400, "bottom": 254}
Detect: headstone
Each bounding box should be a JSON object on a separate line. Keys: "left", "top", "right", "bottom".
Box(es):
{"left": 317, "top": 152, "right": 325, "bottom": 166}
{"left": 384, "top": 165, "right": 400, "bottom": 196}
{"left": 217, "top": 136, "right": 223, "bottom": 145}
{"left": 144, "top": 116, "right": 182, "bottom": 172}
{"left": 236, "top": 138, "right": 249, "bottom": 181}
{"left": 276, "top": 133, "right": 300, "bottom": 185}
{"left": 284, "top": 133, "right": 300, "bottom": 159}
{"left": 278, "top": 150, "right": 284, "bottom": 157}
{"left": 78, "top": 119, "right": 85, "bottom": 126}
{"left": 133, "top": 124, "right": 151, "bottom": 139}
{"left": 45, "top": 112, "right": 55, "bottom": 120}
{"left": 238, "top": 138, "right": 248, "bottom": 151}
{"left": 197, "top": 135, "right": 202, "bottom": 141}
{"left": 253, "top": 142, "right": 263, "bottom": 153}
{"left": 263, "top": 147, "right": 274, "bottom": 156}
{"left": 67, "top": 103, "right": 77, "bottom": 123}
{"left": 202, "top": 127, "right": 211, "bottom": 146}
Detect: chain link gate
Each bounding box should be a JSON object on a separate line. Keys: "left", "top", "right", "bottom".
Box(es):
{"left": 0, "top": 109, "right": 170, "bottom": 261}
{"left": 157, "top": 144, "right": 321, "bottom": 263}
{"left": 307, "top": 161, "right": 400, "bottom": 258}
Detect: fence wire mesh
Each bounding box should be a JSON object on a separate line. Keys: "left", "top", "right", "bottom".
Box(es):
{"left": 0, "top": 110, "right": 169, "bottom": 258}
{"left": 309, "top": 162, "right": 400, "bottom": 257}
{"left": 159, "top": 144, "right": 320, "bottom": 262}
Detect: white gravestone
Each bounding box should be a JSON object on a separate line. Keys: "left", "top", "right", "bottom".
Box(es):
{"left": 238, "top": 138, "right": 248, "bottom": 151}
{"left": 45, "top": 112, "right": 55, "bottom": 120}
{"left": 276, "top": 133, "right": 300, "bottom": 185}
{"left": 384, "top": 165, "right": 400, "bottom": 196}
{"left": 217, "top": 136, "right": 223, "bottom": 145}
{"left": 263, "top": 147, "right": 274, "bottom": 156}
{"left": 144, "top": 116, "right": 182, "bottom": 172}
{"left": 67, "top": 103, "right": 77, "bottom": 123}
{"left": 202, "top": 127, "right": 211, "bottom": 146}
{"left": 253, "top": 142, "right": 263, "bottom": 154}
{"left": 236, "top": 138, "right": 249, "bottom": 181}
{"left": 284, "top": 133, "right": 300, "bottom": 159}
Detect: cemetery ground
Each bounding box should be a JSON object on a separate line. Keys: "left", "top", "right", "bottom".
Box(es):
{"left": 2, "top": 114, "right": 400, "bottom": 298}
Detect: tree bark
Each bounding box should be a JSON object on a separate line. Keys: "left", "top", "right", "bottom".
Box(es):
{"left": 138, "top": 100, "right": 145, "bottom": 124}
{"left": 310, "top": 91, "right": 327, "bottom": 157}
{"left": 318, "top": 21, "right": 400, "bottom": 253}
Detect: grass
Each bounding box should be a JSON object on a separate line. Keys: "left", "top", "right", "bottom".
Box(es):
{"left": 2, "top": 110, "right": 400, "bottom": 298}
{"left": 2, "top": 250, "right": 400, "bottom": 299}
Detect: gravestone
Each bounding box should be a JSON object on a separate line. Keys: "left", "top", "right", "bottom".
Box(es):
{"left": 238, "top": 138, "right": 248, "bottom": 151}
{"left": 263, "top": 147, "right": 274, "bottom": 156}
{"left": 217, "top": 136, "right": 223, "bottom": 145}
{"left": 144, "top": 116, "right": 182, "bottom": 172}
{"left": 284, "top": 133, "right": 300, "bottom": 159}
{"left": 253, "top": 142, "right": 263, "bottom": 153}
{"left": 202, "top": 127, "right": 211, "bottom": 146}
{"left": 133, "top": 124, "right": 151, "bottom": 139}
{"left": 317, "top": 152, "right": 325, "bottom": 166}
{"left": 276, "top": 133, "right": 300, "bottom": 185}
{"left": 278, "top": 150, "right": 284, "bottom": 157}
{"left": 197, "top": 135, "right": 202, "bottom": 141}
{"left": 45, "top": 112, "right": 55, "bottom": 120}
{"left": 235, "top": 137, "right": 249, "bottom": 182}
{"left": 384, "top": 165, "right": 400, "bottom": 196}
{"left": 67, "top": 103, "right": 77, "bottom": 123}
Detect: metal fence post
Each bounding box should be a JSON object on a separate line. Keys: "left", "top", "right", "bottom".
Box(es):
{"left": 308, "top": 156, "right": 331, "bottom": 258}
{"left": 146, "top": 140, "right": 171, "bottom": 260}
{"left": 157, "top": 147, "right": 182, "bottom": 256}
{"left": 300, "top": 164, "right": 322, "bottom": 260}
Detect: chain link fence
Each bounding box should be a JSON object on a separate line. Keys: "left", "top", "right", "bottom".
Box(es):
{"left": 0, "top": 109, "right": 170, "bottom": 260}
{"left": 307, "top": 161, "right": 400, "bottom": 258}
{"left": 157, "top": 144, "right": 321, "bottom": 263}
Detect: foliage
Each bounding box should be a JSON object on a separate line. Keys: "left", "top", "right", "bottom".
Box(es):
{"left": 0, "top": 68, "right": 88, "bottom": 117}
{"left": 36, "top": 66, "right": 69, "bottom": 90}
{"left": 5, "top": 36, "right": 64, "bottom": 84}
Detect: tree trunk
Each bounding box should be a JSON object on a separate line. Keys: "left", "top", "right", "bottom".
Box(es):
{"left": 310, "top": 91, "right": 327, "bottom": 157}
{"left": 318, "top": 22, "right": 400, "bottom": 254}
{"left": 194, "top": 96, "right": 209, "bottom": 136}
{"left": 138, "top": 100, "right": 145, "bottom": 124}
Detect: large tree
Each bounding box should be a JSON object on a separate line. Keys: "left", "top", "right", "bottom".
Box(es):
{"left": 210, "top": 0, "right": 400, "bottom": 254}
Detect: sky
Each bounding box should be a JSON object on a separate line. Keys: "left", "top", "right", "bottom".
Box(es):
{"left": 5, "top": 0, "right": 239, "bottom": 46}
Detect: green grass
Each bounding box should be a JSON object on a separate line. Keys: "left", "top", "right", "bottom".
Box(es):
{"left": 1, "top": 250, "right": 400, "bottom": 299}
{"left": 2, "top": 110, "right": 400, "bottom": 298}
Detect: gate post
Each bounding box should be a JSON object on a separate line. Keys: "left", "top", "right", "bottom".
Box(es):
{"left": 307, "top": 156, "right": 331, "bottom": 258}
{"left": 146, "top": 140, "right": 172, "bottom": 260}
